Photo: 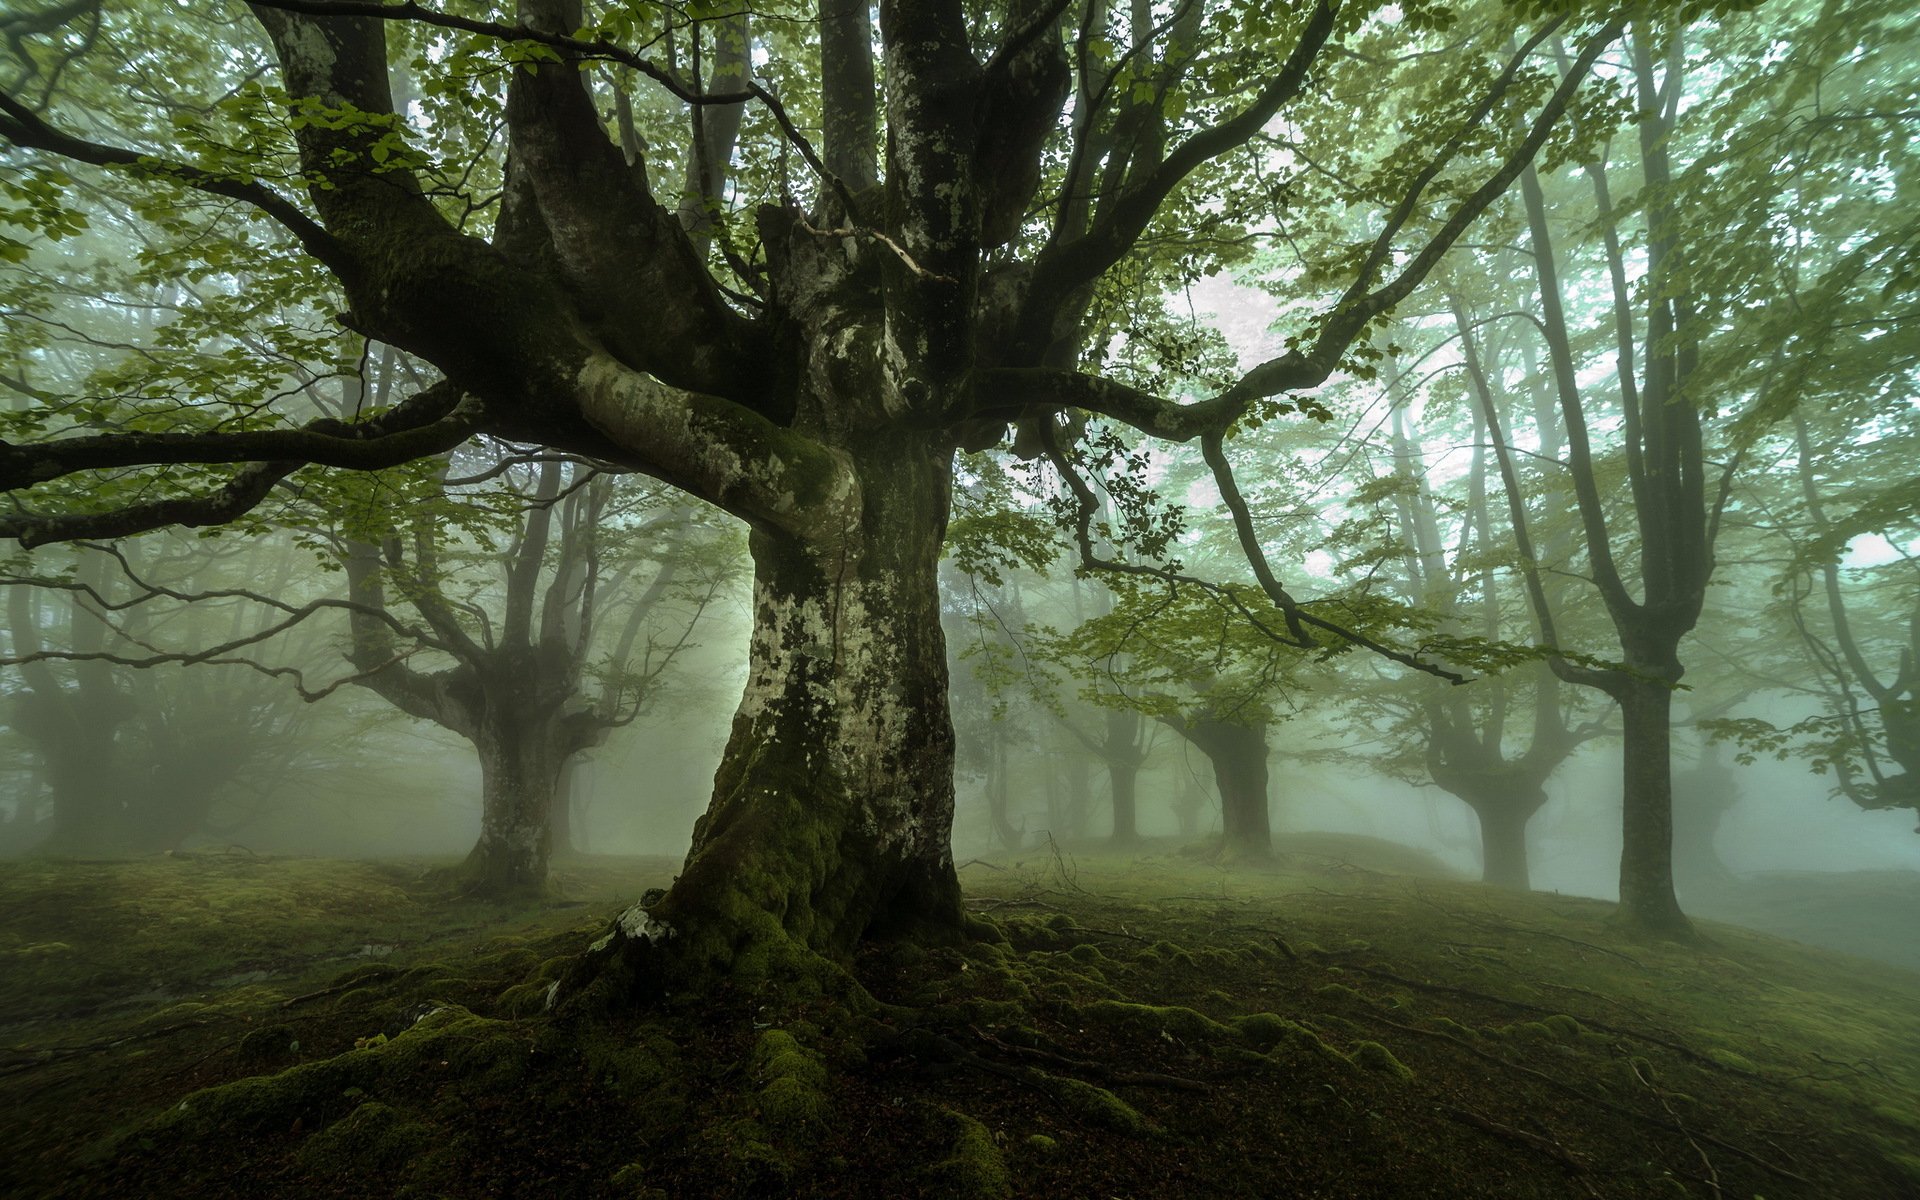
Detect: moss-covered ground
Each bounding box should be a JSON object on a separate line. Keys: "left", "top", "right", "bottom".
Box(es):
{"left": 4, "top": 839, "right": 1917, "bottom": 1198}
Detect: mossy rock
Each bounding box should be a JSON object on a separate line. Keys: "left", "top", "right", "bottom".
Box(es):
{"left": 295, "top": 1100, "right": 430, "bottom": 1177}
{"left": 234, "top": 1023, "right": 305, "bottom": 1066}
{"left": 922, "top": 1109, "right": 1011, "bottom": 1199}
{"left": 1053, "top": 1075, "right": 1155, "bottom": 1134}
{"left": 1349, "top": 1040, "right": 1413, "bottom": 1081}
{"left": 1078, "top": 999, "right": 1233, "bottom": 1044}
{"left": 1147, "top": 940, "right": 1196, "bottom": 968}
{"left": 1421, "top": 1015, "right": 1476, "bottom": 1041}
{"left": 1233, "top": 1012, "right": 1347, "bottom": 1064}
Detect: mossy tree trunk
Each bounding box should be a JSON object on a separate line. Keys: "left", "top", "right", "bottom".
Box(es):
{"left": 575, "top": 436, "right": 965, "bottom": 997}
{"left": 458, "top": 694, "right": 574, "bottom": 896}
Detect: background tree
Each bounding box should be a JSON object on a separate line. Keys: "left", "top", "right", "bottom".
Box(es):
{"left": 0, "top": 534, "right": 358, "bottom": 855}
{"left": 329, "top": 452, "right": 732, "bottom": 895}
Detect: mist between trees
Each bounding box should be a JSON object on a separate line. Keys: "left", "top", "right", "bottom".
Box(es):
{"left": 0, "top": 0, "right": 1915, "bottom": 1035}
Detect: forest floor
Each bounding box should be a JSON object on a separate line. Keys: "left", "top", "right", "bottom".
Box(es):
{"left": 3, "top": 838, "right": 1918, "bottom": 1199}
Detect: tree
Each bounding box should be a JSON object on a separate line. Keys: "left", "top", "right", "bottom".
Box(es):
{"left": 0, "top": 535, "right": 347, "bottom": 854}
{"left": 331, "top": 452, "right": 732, "bottom": 895}
{"left": 0, "top": 1, "right": 1631, "bottom": 995}
{"left": 1330, "top": 379, "right": 1606, "bottom": 890}
{"left": 1463, "top": 7, "right": 1920, "bottom": 931}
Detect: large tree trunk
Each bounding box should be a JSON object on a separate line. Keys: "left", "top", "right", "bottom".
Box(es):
{"left": 457, "top": 705, "right": 567, "bottom": 898}
{"left": 1617, "top": 678, "right": 1691, "bottom": 934}
{"left": 1186, "top": 716, "right": 1272, "bottom": 861}
{"left": 35, "top": 722, "right": 126, "bottom": 857}
{"left": 1469, "top": 788, "right": 1540, "bottom": 891}
{"left": 566, "top": 439, "right": 964, "bottom": 1004}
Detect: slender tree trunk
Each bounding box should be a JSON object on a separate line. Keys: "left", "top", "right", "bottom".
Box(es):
{"left": 1107, "top": 708, "right": 1141, "bottom": 845}
{"left": 1617, "top": 679, "right": 1691, "bottom": 933}
{"left": 568, "top": 439, "right": 964, "bottom": 1004}
{"left": 1109, "top": 761, "right": 1139, "bottom": 845}
{"left": 985, "top": 728, "right": 1022, "bottom": 851}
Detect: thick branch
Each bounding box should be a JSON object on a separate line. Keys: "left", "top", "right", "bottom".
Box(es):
{"left": 0, "top": 382, "right": 479, "bottom": 489}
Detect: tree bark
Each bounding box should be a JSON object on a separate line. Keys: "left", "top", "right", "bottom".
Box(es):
{"left": 1185, "top": 715, "right": 1271, "bottom": 861}
{"left": 1469, "top": 789, "right": 1539, "bottom": 891}
{"left": 1617, "top": 678, "right": 1689, "bottom": 933}
{"left": 457, "top": 701, "right": 569, "bottom": 897}
{"left": 567, "top": 436, "right": 965, "bottom": 1003}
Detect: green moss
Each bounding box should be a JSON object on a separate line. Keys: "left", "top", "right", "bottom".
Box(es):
{"left": 752, "top": 1029, "right": 830, "bottom": 1135}
{"left": 1078, "top": 1000, "right": 1232, "bottom": 1044}
{"left": 1541, "top": 1014, "right": 1583, "bottom": 1040}
{"left": 580, "top": 1029, "right": 673, "bottom": 1099}
{"left": 234, "top": 1023, "right": 304, "bottom": 1066}
{"left": 1066, "top": 942, "right": 1105, "bottom": 964}
{"left": 607, "top": 1162, "right": 667, "bottom": 1198}
{"left": 1052, "top": 1076, "right": 1154, "bottom": 1134}
{"left": 1232, "top": 1012, "right": 1347, "bottom": 1064}
{"left": 1708, "top": 1048, "right": 1757, "bottom": 1073}
{"left": 1148, "top": 941, "right": 1196, "bottom": 969}
{"left": 1314, "top": 981, "right": 1370, "bottom": 1006}
{"left": 924, "top": 1109, "right": 1011, "bottom": 1199}
{"left": 295, "top": 1100, "right": 430, "bottom": 1176}
{"left": 688, "top": 1118, "right": 792, "bottom": 1192}
{"left": 1349, "top": 1040, "right": 1413, "bottom": 1081}
{"left": 1023, "top": 1133, "right": 1058, "bottom": 1153}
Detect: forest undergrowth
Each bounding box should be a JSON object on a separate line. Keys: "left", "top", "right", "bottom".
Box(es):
{"left": 3, "top": 841, "right": 1917, "bottom": 1199}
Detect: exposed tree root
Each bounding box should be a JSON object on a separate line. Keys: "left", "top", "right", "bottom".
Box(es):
{"left": 1342, "top": 962, "right": 1764, "bottom": 1080}
{"left": 1357, "top": 1010, "right": 1809, "bottom": 1185}
{"left": 1438, "top": 1101, "right": 1594, "bottom": 1177}
{"left": 281, "top": 969, "right": 401, "bottom": 1008}
{"left": 1632, "top": 1058, "right": 1723, "bottom": 1199}
{"left": 967, "top": 1024, "right": 1210, "bottom": 1092}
